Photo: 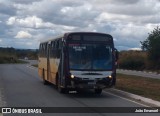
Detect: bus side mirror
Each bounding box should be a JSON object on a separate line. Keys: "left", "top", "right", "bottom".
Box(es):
{"left": 114, "top": 48, "right": 119, "bottom": 61}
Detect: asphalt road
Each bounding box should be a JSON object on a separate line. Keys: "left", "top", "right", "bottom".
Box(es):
{"left": 0, "top": 64, "right": 159, "bottom": 116}
{"left": 117, "top": 69, "right": 160, "bottom": 79}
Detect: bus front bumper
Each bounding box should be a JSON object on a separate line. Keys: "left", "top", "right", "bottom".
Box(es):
{"left": 68, "top": 77, "right": 114, "bottom": 89}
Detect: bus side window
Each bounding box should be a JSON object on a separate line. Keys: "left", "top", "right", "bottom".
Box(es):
{"left": 39, "top": 44, "right": 41, "bottom": 57}
{"left": 56, "top": 40, "right": 59, "bottom": 49}
{"left": 42, "top": 44, "right": 45, "bottom": 57}
{"left": 40, "top": 44, "right": 43, "bottom": 57}
{"left": 45, "top": 43, "right": 47, "bottom": 57}
{"left": 59, "top": 39, "right": 62, "bottom": 49}
{"left": 53, "top": 41, "right": 56, "bottom": 58}
{"left": 47, "top": 42, "right": 51, "bottom": 57}
{"left": 57, "top": 39, "right": 62, "bottom": 58}
{"left": 50, "top": 41, "right": 54, "bottom": 58}
{"left": 43, "top": 43, "right": 45, "bottom": 57}
{"left": 54, "top": 40, "right": 57, "bottom": 58}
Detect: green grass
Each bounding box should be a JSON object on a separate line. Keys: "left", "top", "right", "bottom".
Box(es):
{"left": 116, "top": 73, "right": 160, "bottom": 101}
{"left": 16, "top": 59, "right": 29, "bottom": 64}
{"left": 0, "top": 55, "right": 28, "bottom": 64}
{"left": 32, "top": 64, "right": 38, "bottom": 67}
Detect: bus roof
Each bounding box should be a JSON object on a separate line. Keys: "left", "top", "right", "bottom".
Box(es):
{"left": 39, "top": 34, "right": 64, "bottom": 44}
{"left": 65, "top": 32, "right": 112, "bottom": 37}
{"left": 39, "top": 32, "right": 112, "bottom": 44}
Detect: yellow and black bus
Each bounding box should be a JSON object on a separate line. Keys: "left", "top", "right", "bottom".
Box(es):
{"left": 38, "top": 32, "right": 118, "bottom": 94}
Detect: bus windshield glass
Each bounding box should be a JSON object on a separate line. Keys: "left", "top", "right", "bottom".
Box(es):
{"left": 68, "top": 44, "right": 112, "bottom": 70}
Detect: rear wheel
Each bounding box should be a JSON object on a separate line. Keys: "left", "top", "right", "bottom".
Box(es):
{"left": 94, "top": 89, "right": 102, "bottom": 94}
{"left": 55, "top": 76, "right": 58, "bottom": 89}
{"left": 42, "top": 69, "right": 48, "bottom": 85}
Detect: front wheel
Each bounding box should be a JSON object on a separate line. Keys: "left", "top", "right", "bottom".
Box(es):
{"left": 42, "top": 69, "right": 48, "bottom": 85}
{"left": 58, "top": 85, "right": 65, "bottom": 93}
{"left": 58, "top": 85, "right": 68, "bottom": 94}
{"left": 57, "top": 76, "right": 68, "bottom": 94}
{"left": 94, "top": 89, "right": 102, "bottom": 94}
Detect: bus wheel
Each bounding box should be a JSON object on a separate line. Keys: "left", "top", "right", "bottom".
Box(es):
{"left": 58, "top": 85, "right": 66, "bottom": 93}
{"left": 55, "top": 76, "right": 58, "bottom": 89}
{"left": 42, "top": 69, "right": 48, "bottom": 85}
{"left": 57, "top": 80, "right": 68, "bottom": 93}
{"left": 94, "top": 89, "right": 102, "bottom": 94}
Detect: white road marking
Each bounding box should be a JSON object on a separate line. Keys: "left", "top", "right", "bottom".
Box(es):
{"left": 26, "top": 65, "right": 37, "bottom": 70}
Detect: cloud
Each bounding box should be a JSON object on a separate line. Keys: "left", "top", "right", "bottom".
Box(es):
{"left": 15, "top": 31, "right": 32, "bottom": 39}
{"left": 6, "top": 16, "right": 54, "bottom": 29}
{"left": 6, "top": 17, "right": 16, "bottom": 25}
{"left": 0, "top": 39, "right": 2, "bottom": 42}
{"left": 105, "top": 1, "right": 158, "bottom": 16}
{"left": 26, "top": 42, "right": 32, "bottom": 46}
{"left": 11, "top": 0, "right": 42, "bottom": 4}
{"left": 13, "top": 0, "right": 98, "bottom": 27}
{"left": 109, "top": 0, "right": 140, "bottom": 4}
{"left": 129, "top": 48, "right": 142, "bottom": 51}
{"left": 0, "top": 1, "right": 17, "bottom": 16}
{"left": 0, "top": 0, "right": 160, "bottom": 49}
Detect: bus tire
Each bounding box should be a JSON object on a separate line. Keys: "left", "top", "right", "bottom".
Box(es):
{"left": 42, "top": 69, "right": 48, "bottom": 85}
{"left": 94, "top": 89, "right": 102, "bottom": 94}
{"left": 58, "top": 84, "right": 66, "bottom": 93}
{"left": 57, "top": 75, "right": 67, "bottom": 93}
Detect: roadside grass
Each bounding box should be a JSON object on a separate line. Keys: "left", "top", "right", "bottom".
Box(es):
{"left": 16, "top": 59, "right": 29, "bottom": 64}
{"left": 32, "top": 64, "right": 38, "bottom": 67}
{"left": 116, "top": 73, "right": 160, "bottom": 101}
{"left": 0, "top": 55, "right": 28, "bottom": 64}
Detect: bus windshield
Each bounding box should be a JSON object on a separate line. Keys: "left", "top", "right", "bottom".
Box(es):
{"left": 68, "top": 44, "right": 113, "bottom": 70}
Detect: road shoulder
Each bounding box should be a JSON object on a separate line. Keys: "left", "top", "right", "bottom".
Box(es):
{"left": 105, "top": 88, "right": 160, "bottom": 107}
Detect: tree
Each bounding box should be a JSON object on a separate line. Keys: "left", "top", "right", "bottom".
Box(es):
{"left": 140, "top": 26, "right": 160, "bottom": 68}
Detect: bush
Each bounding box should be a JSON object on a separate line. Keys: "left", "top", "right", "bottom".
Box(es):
{"left": 118, "top": 50, "right": 146, "bottom": 70}
{"left": 141, "top": 26, "right": 160, "bottom": 70}
{"left": 0, "top": 55, "right": 18, "bottom": 64}
{"left": 0, "top": 47, "right": 38, "bottom": 64}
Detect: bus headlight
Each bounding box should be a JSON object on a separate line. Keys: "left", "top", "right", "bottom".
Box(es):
{"left": 108, "top": 75, "right": 112, "bottom": 79}
{"left": 71, "top": 74, "right": 75, "bottom": 79}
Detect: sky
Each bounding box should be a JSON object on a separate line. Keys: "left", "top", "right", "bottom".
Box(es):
{"left": 0, "top": 0, "right": 160, "bottom": 50}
